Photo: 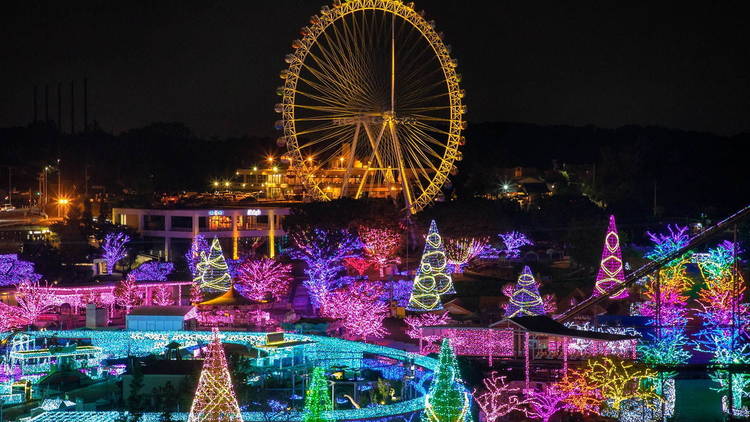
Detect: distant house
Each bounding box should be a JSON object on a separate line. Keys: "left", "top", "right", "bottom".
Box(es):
{"left": 126, "top": 306, "right": 197, "bottom": 331}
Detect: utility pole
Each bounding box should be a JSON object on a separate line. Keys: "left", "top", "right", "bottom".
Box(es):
{"left": 57, "top": 158, "right": 62, "bottom": 218}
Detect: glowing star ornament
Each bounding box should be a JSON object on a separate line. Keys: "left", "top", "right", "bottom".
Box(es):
{"left": 422, "top": 339, "right": 470, "bottom": 422}
{"left": 408, "top": 220, "right": 452, "bottom": 311}
{"left": 188, "top": 329, "right": 243, "bottom": 422}
{"left": 504, "top": 266, "right": 545, "bottom": 317}
{"left": 303, "top": 367, "right": 333, "bottom": 422}
{"left": 593, "top": 215, "right": 628, "bottom": 299}
{"left": 194, "top": 237, "right": 232, "bottom": 293}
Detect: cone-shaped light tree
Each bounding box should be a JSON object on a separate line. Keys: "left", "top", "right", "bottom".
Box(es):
{"left": 194, "top": 237, "right": 232, "bottom": 293}
{"left": 423, "top": 339, "right": 470, "bottom": 422}
{"left": 303, "top": 367, "right": 333, "bottom": 422}
{"left": 504, "top": 266, "right": 545, "bottom": 317}
{"left": 593, "top": 215, "right": 628, "bottom": 299}
{"left": 408, "top": 221, "right": 452, "bottom": 311}
{"left": 187, "top": 329, "right": 242, "bottom": 422}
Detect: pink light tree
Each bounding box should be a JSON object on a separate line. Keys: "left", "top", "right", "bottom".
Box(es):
{"left": 101, "top": 232, "right": 130, "bottom": 273}
{"left": 190, "top": 283, "right": 204, "bottom": 304}
{"left": 0, "top": 302, "right": 26, "bottom": 331}
{"left": 473, "top": 372, "right": 529, "bottom": 422}
{"left": 152, "top": 285, "right": 174, "bottom": 306}
{"left": 114, "top": 275, "right": 142, "bottom": 313}
{"left": 322, "top": 282, "right": 390, "bottom": 341}
{"left": 593, "top": 215, "right": 628, "bottom": 299}
{"left": 15, "top": 280, "right": 55, "bottom": 324}
{"left": 235, "top": 257, "right": 292, "bottom": 302}
{"left": 404, "top": 312, "right": 452, "bottom": 353}
{"left": 359, "top": 226, "right": 401, "bottom": 278}
{"left": 525, "top": 384, "right": 571, "bottom": 422}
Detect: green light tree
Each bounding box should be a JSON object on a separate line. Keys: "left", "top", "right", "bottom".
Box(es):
{"left": 408, "top": 220, "right": 453, "bottom": 311}
{"left": 423, "top": 339, "right": 471, "bottom": 422}
{"left": 303, "top": 367, "right": 333, "bottom": 422}
{"left": 194, "top": 237, "right": 232, "bottom": 292}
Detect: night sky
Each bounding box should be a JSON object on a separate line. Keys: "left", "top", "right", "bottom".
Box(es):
{"left": 2, "top": 1, "right": 749, "bottom": 138}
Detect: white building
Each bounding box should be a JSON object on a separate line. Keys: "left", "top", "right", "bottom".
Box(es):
{"left": 126, "top": 306, "right": 197, "bottom": 331}
{"left": 112, "top": 205, "right": 290, "bottom": 260}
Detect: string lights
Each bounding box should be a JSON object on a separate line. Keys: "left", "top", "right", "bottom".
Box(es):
{"left": 408, "top": 220, "right": 452, "bottom": 311}
{"left": 593, "top": 215, "right": 628, "bottom": 299}
{"left": 504, "top": 266, "right": 545, "bottom": 317}
{"left": 187, "top": 328, "right": 243, "bottom": 422}
{"left": 194, "top": 237, "right": 232, "bottom": 292}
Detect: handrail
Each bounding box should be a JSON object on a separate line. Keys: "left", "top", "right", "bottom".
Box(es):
{"left": 556, "top": 204, "right": 750, "bottom": 322}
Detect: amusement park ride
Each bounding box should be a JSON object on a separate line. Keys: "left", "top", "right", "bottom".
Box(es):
{"left": 275, "top": 0, "right": 465, "bottom": 214}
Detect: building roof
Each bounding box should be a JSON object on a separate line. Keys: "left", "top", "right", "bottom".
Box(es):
{"left": 198, "top": 286, "right": 255, "bottom": 306}
{"left": 490, "top": 315, "right": 637, "bottom": 341}
{"left": 129, "top": 306, "right": 195, "bottom": 317}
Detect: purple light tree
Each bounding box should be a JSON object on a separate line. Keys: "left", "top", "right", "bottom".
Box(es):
{"left": 129, "top": 261, "right": 174, "bottom": 281}
{"left": 289, "top": 228, "right": 361, "bottom": 311}
{"left": 0, "top": 254, "right": 41, "bottom": 286}
{"left": 498, "top": 231, "right": 533, "bottom": 259}
{"left": 101, "top": 232, "right": 130, "bottom": 273}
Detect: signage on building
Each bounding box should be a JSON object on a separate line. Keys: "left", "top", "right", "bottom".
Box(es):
{"left": 208, "top": 210, "right": 224, "bottom": 216}
{"left": 246, "top": 209, "right": 262, "bottom": 216}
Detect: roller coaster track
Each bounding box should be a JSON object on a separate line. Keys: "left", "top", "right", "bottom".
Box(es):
{"left": 556, "top": 203, "right": 750, "bottom": 322}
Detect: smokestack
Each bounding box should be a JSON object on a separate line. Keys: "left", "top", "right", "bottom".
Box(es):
{"left": 57, "top": 82, "right": 62, "bottom": 131}
{"left": 70, "top": 81, "right": 75, "bottom": 134}
{"left": 45, "top": 84, "right": 49, "bottom": 122}
{"left": 83, "top": 77, "right": 88, "bottom": 132}
{"left": 33, "top": 85, "right": 38, "bottom": 122}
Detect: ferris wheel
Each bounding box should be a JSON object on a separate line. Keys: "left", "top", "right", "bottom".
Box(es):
{"left": 275, "top": 0, "right": 466, "bottom": 214}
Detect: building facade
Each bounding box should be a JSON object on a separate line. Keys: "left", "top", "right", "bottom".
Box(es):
{"left": 112, "top": 205, "right": 290, "bottom": 261}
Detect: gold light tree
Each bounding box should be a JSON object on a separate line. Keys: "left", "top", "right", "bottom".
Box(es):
{"left": 187, "top": 329, "right": 243, "bottom": 422}
{"left": 276, "top": 0, "right": 466, "bottom": 214}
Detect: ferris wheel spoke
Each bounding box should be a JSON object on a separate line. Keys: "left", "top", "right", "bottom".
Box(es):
{"left": 301, "top": 55, "right": 366, "bottom": 101}
{"left": 401, "top": 129, "right": 443, "bottom": 171}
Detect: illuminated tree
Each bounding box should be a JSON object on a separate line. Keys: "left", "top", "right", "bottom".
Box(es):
{"left": 323, "top": 282, "right": 390, "bottom": 340}
{"left": 504, "top": 266, "right": 545, "bottom": 317}
{"left": 302, "top": 367, "right": 333, "bottom": 422}
{"left": 445, "top": 237, "right": 489, "bottom": 273}
{"left": 114, "top": 275, "right": 143, "bottom": 313}
{"left": 498, "top": 231, "right": 533, "bottom": 259}
{"left": 541, "top": 294, "right": 557, "bottom": 314}
{"left": 408, "top": 220, "right": 452, "bottom": 311}
{"left": 638, "top": 225, "right": 693, "bottom": 380}
{"left": 187, "top": 329, "right": 242, "bottom": 422}
{"left": 0, "top": 302, "right": 26, "bottom": 331}
{"left": 14, "top": 280, "right": 54, "bottom": 324}
{"left": 557, "top": 369, "right": 603, "bottom": 415}
{"left": 583, "top": 357, "right": 660, "bottom": 413}
{"left": 290, "top": 228, "right": 361, "bottom": 310}
{"left": 525, "top": 384, "right": 571, "bottom": 422}
{"left": 235, "top": 257, "right": 293, "bottom": 302}
{"left": 194, "top": 237, "right": 232, "bottom": 293}
{"left": 102, "top": 232, "right": 130, "bottom": 273}
{"left": 189, "top": 283, "right": 204, "bottom": 304}
{"left": 186, "top": 234, "right": 210, "bottom": 277}
{"left": 694, "top": 241, "right": 750, "bottom": 411}
{"left": 0, "top": 254, "right": 41, "bottom": 286}
{"left": 593, "top": 215, "right": 628, "bottom": 299}
{"left": 130, "top": 261, "right": 174, "bottom": 281}
{"left": 473, "top": 372, "right": 529, "bottom": 422}
{"left": 404, "top": 312, "right": 452, "bottom": 344}
{"left": 359, "top": 226, "right": 401, "bottom": 278}
{"left": 153, "top": 285, "right": 174, "bottom": 306}
{"left": 344, "top": 257, "right": 372, "bottom": 276}
{"left": 423, "top": 339, "right": 470, "bottom": 422}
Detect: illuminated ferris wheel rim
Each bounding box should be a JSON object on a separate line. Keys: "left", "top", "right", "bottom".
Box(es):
{"left": 277, "top": 0, "right": 465, "bottom": 214}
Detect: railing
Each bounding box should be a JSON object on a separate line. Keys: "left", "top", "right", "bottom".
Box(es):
{"left": 556, "top": 203, "right": 750, "bottom": 322}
